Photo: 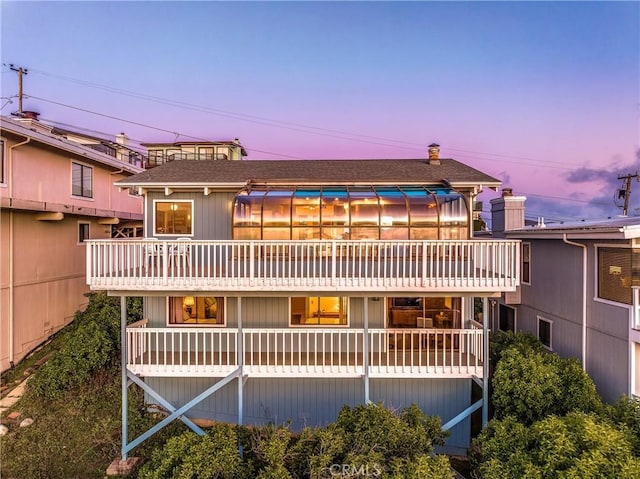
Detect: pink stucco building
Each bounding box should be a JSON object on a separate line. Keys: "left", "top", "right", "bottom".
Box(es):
{"left": 0, "top": 115, "right": 143, "bottom": 371}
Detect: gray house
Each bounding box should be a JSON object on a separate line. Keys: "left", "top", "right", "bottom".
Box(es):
{"left": 491, "top": 192, "right": 640, "bottom": 403}
{"left": 87, "top": 145, "right": 522, "bottom": 462}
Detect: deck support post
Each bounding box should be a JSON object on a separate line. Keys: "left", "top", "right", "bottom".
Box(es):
{"left": 120, "top": 296, "right": 128, "bottom": 461}
{"left": 482, "top": 297, "right": 489, "bottom": 427}
{"left": 237, "top": 297, "right": 243, "bottom": 428}
{"left": 363, "top": 298, "right": 370, "bottom": 403}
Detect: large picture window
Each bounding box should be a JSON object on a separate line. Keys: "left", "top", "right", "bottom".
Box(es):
{"left": 169, "top": 296, "right": 224, "bottom": 325}
{"left": 290, "top": 296, "right": 348, "bottom": 326}
{"left": 71, "top": 161, "right": 93, "bottom": 198}
{"left": 154, "top": 200, "right": 193, "bottom": 236}
{"left": 598, "top": 247, "right": 633, "bottom": 305}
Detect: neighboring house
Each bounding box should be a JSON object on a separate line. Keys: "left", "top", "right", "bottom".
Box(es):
{"left": 0, "top": 115, "right": 144, "bottom": 371}
{"left": 491, "top": 192, "right": 640, "bottom": 403}
{"left": 86, "top": 144, "right": 521, "bottom": 460}
{"left": 141, "top": 140, "right": 247, "bottom": 168}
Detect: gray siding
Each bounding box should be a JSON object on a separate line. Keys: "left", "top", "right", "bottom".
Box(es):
{"left": 146, "top": 376, "right": 473, "bottom": 452}
{"left": 146, "top": 191, "right": 235, "bottom": 240}
{"left": 510, "top": 238, "right": 632, "bottom": 403}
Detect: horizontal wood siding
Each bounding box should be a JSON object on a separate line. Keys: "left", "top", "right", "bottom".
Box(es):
{"left": 143, "top": 377, "right": 473, "bottom": 451}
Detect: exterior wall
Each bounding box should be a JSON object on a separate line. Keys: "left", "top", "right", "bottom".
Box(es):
{"left": 0, "top": 210, "right": 111, "bottom": 370}
{"left": 145, "top": 376, "right": 472, "bottom": 453}
{"left": 145, "top": 191, "right": 235, "bottom": 239}
{"left": 145, "top": 296, "right": 384, "bottom": 330}
{"left": 1, "top": 138, "right": 141, "bottom": 216}
{"left": 509, "top": 237, "right": 631, "bottom": 403}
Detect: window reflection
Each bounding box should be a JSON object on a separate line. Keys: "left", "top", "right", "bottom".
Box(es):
{"left": 232, "top": 186, "right": 468, "bottom": 240}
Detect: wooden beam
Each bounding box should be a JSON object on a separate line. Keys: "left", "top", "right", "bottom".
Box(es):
{"left": 35, "top": 212, "right": 64, "bottom": 221}
{"left": 99, "top": 217, "right": 120, "bottom": 225}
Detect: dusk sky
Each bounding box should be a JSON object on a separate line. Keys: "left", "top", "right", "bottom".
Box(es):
{"left": 1, "top": 1, "right": 638, "bottom": 225}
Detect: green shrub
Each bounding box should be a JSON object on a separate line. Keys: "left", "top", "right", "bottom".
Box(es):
{"left": 606, "top": 396, "right": 640, "bottom": 456}
{"left": 137, "top": 426, "right": 243, "bottom": 479}
{"left": 492, "top": 347, "right": 601, "bottom": 424}
{"left": 242, "top": 423, "right": 293, "bottom": 479}
{"left": 28, "top": 292, "right": 142, "bottom": 400}
{"left": 488, "top": 330, "right": 545, "bottom": 368}
{"left": 471, "top": 412, "right": 640, "bottom": 479}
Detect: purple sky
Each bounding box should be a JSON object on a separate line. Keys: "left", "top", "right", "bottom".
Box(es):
{"left": 1, "top": 1, "right": 638, "bottom": 224}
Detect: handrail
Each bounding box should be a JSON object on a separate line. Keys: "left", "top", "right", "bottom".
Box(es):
{"left": 87, "top": 239, "right": 521, "bottom": 292}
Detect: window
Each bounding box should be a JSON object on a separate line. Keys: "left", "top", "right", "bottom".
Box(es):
{"left": 71, "top": 162, "right": 93, "bottom": 198}
{"left": 0, "top": 139, "right": 5, "bottom": 183}
{"left": 154, "top": 200, "right": 193, "bottom": 236}
{"left": 598, "top": 247, "right": 633, "bottom": 305}
{"left": 537, "top": 316, "right": 552, "bottom": 350}
{"left": 169, "top": 296, "right": 225, "bottom": 325}
{"left": 498, "top": 304, "right": 515, "bottom": 332}
{"left": 78, "top": 222, "right": 90, "bottom": 243}
{"left": 290, "top": 296, "right": 348, "bottom": 326}
{"left": 522, "top": 242, "right": 531, "bottom": 284}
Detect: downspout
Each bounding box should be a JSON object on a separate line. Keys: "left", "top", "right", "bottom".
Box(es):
{"left": 7, "top": 137, "right": 31, "bottom": 366}
{"left": 563, "top": 234, "right": 587, "bottom": 370}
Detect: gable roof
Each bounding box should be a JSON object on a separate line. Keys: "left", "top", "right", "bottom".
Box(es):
{"left": 115, "top": 157, "right": 500, "bottom": 190}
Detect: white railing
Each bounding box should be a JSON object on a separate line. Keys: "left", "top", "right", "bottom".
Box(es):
{"left": 126, "top": 327, "right": 484, "bottom": 378}
{"left": 87, "top": 239, "right": 520, "bottom": 293}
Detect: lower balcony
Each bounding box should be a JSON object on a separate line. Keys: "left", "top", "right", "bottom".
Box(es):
{"left": 126, "top": 322, "right": 485, "bottom": 379}
{"left": 86, "top": 239, "right": 520, "bottom": 294}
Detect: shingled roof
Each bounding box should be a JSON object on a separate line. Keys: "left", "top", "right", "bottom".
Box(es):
{"left": 116, "top": 158, "right": 500, "bottom": 188}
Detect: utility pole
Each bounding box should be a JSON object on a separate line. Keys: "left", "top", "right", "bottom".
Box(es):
{"left": 8, "top": 64, "right": 28, "bottom": 116}
{"left": 617, "top": 172, "right": 639, "bottom": 216}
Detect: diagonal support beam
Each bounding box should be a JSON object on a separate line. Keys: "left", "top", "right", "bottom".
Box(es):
{"left": 124, "top": 367, "right": 241, "bottom": 455}
{"left": 441, "top": 399, "right": 483, "bottom": 432}
{"left": 126, "top": 371, "right": 204, "bottom": 435}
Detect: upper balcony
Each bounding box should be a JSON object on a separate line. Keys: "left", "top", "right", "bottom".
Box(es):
{"left": 86, "top": 239, "right": 520, "bottom": 294}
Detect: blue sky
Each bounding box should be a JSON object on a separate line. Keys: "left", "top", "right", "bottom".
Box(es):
{"left": 1, "top": 1, "right": 638, "bottom": 224}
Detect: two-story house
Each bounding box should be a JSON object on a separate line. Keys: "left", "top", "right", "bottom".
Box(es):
{"left": 491, "top": 193, "right": 640, "bottom": 403}
{"left": 0, "top": 115, "right": 143, "bottom": 371}
{"left": 86, "top": 144, "right": 521, "bottom": 462}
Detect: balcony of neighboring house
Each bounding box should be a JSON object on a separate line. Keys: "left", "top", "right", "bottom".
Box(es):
{"left": 145, "top": 152, "right": 227, "bottom": 168}
{"left": 85, "top": 238, "right": 521, "bottom": 293}
{"left": 125, "top": 319, "right": 485, "bottom": 379}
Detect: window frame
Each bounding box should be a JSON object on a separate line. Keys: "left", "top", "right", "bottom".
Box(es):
{"left": 595, "top": 244, "right": 634, "bottom": 306}
{"left": 153, "top": 199, "right": 194, "bottom": 237}
{"left": 166, "top": 296, "right": 227, "bottom": 327}
{"left": 71, "top": 161, "right": 93, "bottom": 199}
{"left": 289, "top": 296, "right": 350, "bottom": 327}
{"left": 77, "top": 221, "right": 90, "bottom": 245}
{"left": 0, "top": 138, "right": 6, "bottom": 185}
{"left": 521, "top": 242, "right": 531, "bottom": 285}
{"left": 537, "top": 316, "right": 552, "bottom": 350}
{"left": 498, "top": 303, "right": 516, "bottom": 332}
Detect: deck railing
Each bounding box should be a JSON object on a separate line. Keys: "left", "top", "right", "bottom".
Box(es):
{"left": 126, "top": 327, "right": 484, "bottom": 378}
{"left": 87, "top": 239, "right": 520, "bottom": 293}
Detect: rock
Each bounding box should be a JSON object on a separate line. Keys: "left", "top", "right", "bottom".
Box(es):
{"left": 0, "top": 424, "right": 8, "bottom": 436}
{"left": 19, "top": 418, "right": 33, "bottom": 428}
{"left": 7, "top": 411, "right": 21, "bottom": 420}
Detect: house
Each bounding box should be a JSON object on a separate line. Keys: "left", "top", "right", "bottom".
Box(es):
{"left": 141, "top": 139, "right": 247, "bottom": 168}
{"left": 86, "top": 143, "right": 521, "bottom": 464}
{"left": 0, "top": 115, "right": 144, "bottom": 371}
{"left": 490, "top": 192, "right": 640, "bottom": 403}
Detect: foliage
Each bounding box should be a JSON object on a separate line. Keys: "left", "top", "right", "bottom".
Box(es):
{"left": 492, "top": 347, "right": 601, "bottom": 424}
{"left": 488, "top": 330, "right": 545, "bottom": 369}
{"left": 470, "top": 412, "right": 640, "bottom": 479}
{"left": 27, "top": 292, "right": 141, "bottom": 400}
{"left": 138, "top": 426, "right": 244, "bottom": 479}
{"left": 0, "top": 367, "right": 180, "bottom": 479}
{"left": 605, "top": 395, "right": 640, "bottom": 456}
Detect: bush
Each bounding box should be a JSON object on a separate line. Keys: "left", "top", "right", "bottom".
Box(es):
{"left": 488, "top": 330, "right": 545, "bottom": 368}
{"left": 492, "top": 347, "right": 601, "bottom": 424}
{"left": 138, "top": 426, "right": 244, "bottom": 479}
{"left": 471, "top": 413, "right": 640, "bottom": 479}
{"left": 28, "top": 292, "right": 142, "bottom": 400}
{"left": 606, "top": 396, "right": 640, "bottom": 456}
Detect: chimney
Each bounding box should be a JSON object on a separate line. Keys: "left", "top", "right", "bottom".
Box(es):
{"left": 115, "top": 132, "right": 129, "bottom": 147}
{"left": 14, "top": 111, "right": 53, "bottom": 134}
{"left": 428, "top": 143, "right": 440, "bottom": 165}
{"left": 22, "top": 111, "right": 40, "bottom": 120}
{"left": 491, "top": 188, "right": 526, "bottom": 238}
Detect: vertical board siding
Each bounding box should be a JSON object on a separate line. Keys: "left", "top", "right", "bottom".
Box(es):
{"left": 143, "top": 377, "right": 473, "bottom": 451}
